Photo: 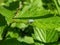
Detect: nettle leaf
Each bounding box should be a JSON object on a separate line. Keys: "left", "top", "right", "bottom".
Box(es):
{"left": 55, "top": 27, "right": 60, "bottom": 38}
{"left": 32, "top": 16, "right": 60, "bottom": 43}
{"left": 0, "top": 0, "right": 9, "bottom": 6}
{"left": 58, "top": 0, "right": 60, "bottom": 5}
{"left": 0, "top": 38, "right": 34, "bottom": 45}
{"left": 0, "top": 0, "right": 19, "bottom": 6}
{"left": 0, "top": 0, "right": 5, "bottom": 5}
{"left": 33, "top": 26, "right": 58, "bottom": 43}
{"left": 53, "top": 0, "right": 60, "bottom": 15}
{"left": 16, "top": 23, "right": 28, "bottom": 29}
{"left": 17, "top": 36, "right": 34, "bottom": 44}
{"left": 55, "top": 27, "right": 60, "bottom": 32}
{"left": 0, "top": 26, "right": 6, "bottom": 40}
{"left": 7, "top": 31, "right": 19, "bottom": 38}
{"left": 34, "top": 16, "right": 60, "bottom": 30}
{"left": 11, "top": 22, "right": 28, "bottom": 29}
{"left": 0, "top": 6, "right": 14, "bottom": 24}
{"left": 0, "top": 14, "right": 7, "bottom": 40}
{"left": 14, "top": 0, "right": 49, "bottom": 18}
{"left": 35, "top": 42, "right": 44, "bottom": 45}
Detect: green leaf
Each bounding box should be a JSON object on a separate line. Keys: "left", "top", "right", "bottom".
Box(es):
{"left": 14, "top": 0, "right": 49, "bottom": 18}
{"left": 33, "top": 26, "right": 58, "bottom": 43}
{"left": 53, "top": 0, "right": 60, "bottom": 15}
{"left": 0, "top": 38, "right": 34, "bottom": 45}
{"left": 11, "top": 22, "right": 28, "bottom": 29}
{"left": 55, "top": 27, "right": 60, "bottom": 32}
{"left": 33, "top": 16, "right": 60, "bottom": 43}
{"left": 8, "top": 31, "right": 19, "bottom": 38}
{"left": 16, "top": 23, "right": 28, "bottom": 29}
{"left": 34, "top": 42, "right": 44, "bottom": 45}
{"left": 0, "top": 6, "right": 14, "bottom": 24}
{"left": 14, "top": 7, "right": 49, "bottom": 19}
{"left": 34, "top": 16, "right": 60, "bottom": 30}
{"left": 17, "top": 36, "right": 34, "bottom": 44}
{"left": 58, "top": 0, "right": 60, "bottom": 5}
{"left": 0, "top": 14, "right": 7, "bottom": 40}
{"left": 0, "top": 26, "right": 6, "bottom": 40}
{"left": 0, "top": 0, "right": 5, "bottom": 5}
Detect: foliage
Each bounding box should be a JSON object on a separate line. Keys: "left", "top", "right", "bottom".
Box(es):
{"left": 0, "top": 0, "right": 60, "bottom": 45}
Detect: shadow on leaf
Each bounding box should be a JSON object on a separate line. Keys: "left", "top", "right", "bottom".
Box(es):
{"left": 3, "top": 1, "right": 19, "bottom": 11}
{"left": 0, "top": 14, "right": 7, "bottom": 26}
{"left": 13, "top": 14, "right": 54, "bottom": 19}
{"left": 0, "top": 38, "right": 34, "bottom": 45}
